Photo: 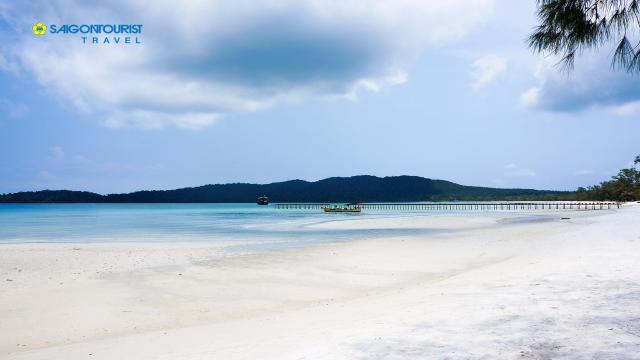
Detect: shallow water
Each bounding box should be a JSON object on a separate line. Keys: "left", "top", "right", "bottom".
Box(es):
{"left": 0, "top": 203, "right": 538, "bottom": 253}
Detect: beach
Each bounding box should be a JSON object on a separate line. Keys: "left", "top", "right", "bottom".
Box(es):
{"left": 1, "top": 204, "right": 639, "bottom": 359}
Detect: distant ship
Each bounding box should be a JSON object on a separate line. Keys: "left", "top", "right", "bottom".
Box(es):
{"left": 257, "top": 196, "right": 269, "bottom": 205}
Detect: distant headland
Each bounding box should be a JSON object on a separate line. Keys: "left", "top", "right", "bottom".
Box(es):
{"left": 0, "top": 175, "right": 574, "bottom": 203}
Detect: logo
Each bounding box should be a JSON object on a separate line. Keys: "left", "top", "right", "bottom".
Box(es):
{"left": 30, "top": 22, "right": 143, "bottom": 45}
{"left": 32, "top": 22, "right": 47, "bottom": 35}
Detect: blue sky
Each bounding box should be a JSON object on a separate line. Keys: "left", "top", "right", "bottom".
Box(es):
{"left": 0, "top": 0, "right": 638, "bottom": 194}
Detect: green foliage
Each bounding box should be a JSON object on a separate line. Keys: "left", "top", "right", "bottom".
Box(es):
{"left": 530, "top": 0, "right": 640, "bottom": 72}
{"left": 0, "top": 190, "right": 103, "bottom": 203}
{"left": 0, "top": 176, "right": 570, "bottom": 203}
{"left": 579, "top": 154, "right": 640, "bottom": 201}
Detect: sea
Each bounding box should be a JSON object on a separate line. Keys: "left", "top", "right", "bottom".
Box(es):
{"left": 0, "top": 203, "right": 467, "bottom": 253}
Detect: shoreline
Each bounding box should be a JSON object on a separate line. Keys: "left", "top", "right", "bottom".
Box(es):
{"left": 1, "top": 205, "right": 639, "bottom": 359}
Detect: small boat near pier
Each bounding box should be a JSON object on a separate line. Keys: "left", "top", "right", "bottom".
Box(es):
{"left": 322, "top": 203, "right": 362, "bottom": 213}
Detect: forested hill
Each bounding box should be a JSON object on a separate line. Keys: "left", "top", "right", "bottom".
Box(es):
{"left": 0, "top": 175, "right": 570, "bottom": 203}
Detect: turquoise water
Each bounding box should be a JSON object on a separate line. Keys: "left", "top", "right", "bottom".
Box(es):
{"left": 0, "top": 204, "right": 448, "bottom": 251}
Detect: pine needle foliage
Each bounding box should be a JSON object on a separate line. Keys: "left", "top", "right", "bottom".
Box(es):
{"left": 530, "top": 0, "right": 640, "bottom": 72}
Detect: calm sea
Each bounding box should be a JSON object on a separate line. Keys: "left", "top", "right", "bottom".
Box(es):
{"left": 0, "top": 204, "right": 459, "bottom": 252}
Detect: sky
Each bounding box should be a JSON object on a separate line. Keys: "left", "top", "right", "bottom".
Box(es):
{"left": 0, "top": 0, "right": 638, "bottom": 194}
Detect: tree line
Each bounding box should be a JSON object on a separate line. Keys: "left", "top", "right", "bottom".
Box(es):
{"left": 575, "top": 155, "right": 640, "bottom": 201}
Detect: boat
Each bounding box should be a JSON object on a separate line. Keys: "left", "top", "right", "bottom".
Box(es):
{"left": 257, "top": 196, "right": 269, "bottom": 205}
{"left": 322, "top": 203, "right": 362, "bottom": 213}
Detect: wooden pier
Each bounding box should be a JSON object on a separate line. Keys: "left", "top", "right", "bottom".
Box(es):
{"left": 274, "top": 202, "right": 620, "bottom": 211}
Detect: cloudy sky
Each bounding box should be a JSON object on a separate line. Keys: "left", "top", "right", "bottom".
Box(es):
{"left": 0, "top": 0, "right": 638, "bottom": 194}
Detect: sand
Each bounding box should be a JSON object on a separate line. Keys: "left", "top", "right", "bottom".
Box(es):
{"left": 1, "top": 205, "right": 639, "bottom": 359}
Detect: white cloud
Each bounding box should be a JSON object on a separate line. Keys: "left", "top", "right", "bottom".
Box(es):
{"left": 521, "top": 53, "right": 640, "bottom": 113}
{"left": 470, "top": 54, "right": 507, "bottom": 91}
{"left": 0, "top": 52, "right": 19, "bottom": 75}
{"left": 44, "top": 146, "right": 135, "bottom": 174}
{"left": 47, "top": 146, "right": 65, "bottom": 162}
{"left": 610, "top": 100, "right": 640, "bottom": 117}
{"left": 0, "top": 97, "right": 28, "bottom": 119}
{"left": 37, "top": 170, "right": 56, "bottom": 182}
{"left": 519, "top": 87, "right": 540, "bottom": 108}
{"left": 103, "top": 110, "right": 218, "bottom": 130}
{"left": 344, "top": 69, "right": 408, "bottom": 100}
{"left": 1, "top": 0, "right": 494, "bottom": 129}
{"left": 504, "top": 163, "right": 536, "bottom": 177}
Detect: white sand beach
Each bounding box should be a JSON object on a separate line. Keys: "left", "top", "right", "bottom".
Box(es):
{"left": 1, "top": 205, "right": 639, "bottom": 359}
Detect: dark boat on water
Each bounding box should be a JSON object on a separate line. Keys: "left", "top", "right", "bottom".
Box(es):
{"left": 257, "top": 196, "right": 269, "bottom": 205}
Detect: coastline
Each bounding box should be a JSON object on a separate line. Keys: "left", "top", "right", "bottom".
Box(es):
{"left": 1, "top": 205, "right": 639, "bottom": 359}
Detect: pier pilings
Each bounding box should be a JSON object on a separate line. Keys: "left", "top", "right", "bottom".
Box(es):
{"left": 274, "top": 202, "right": 620, "bottom": 211}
